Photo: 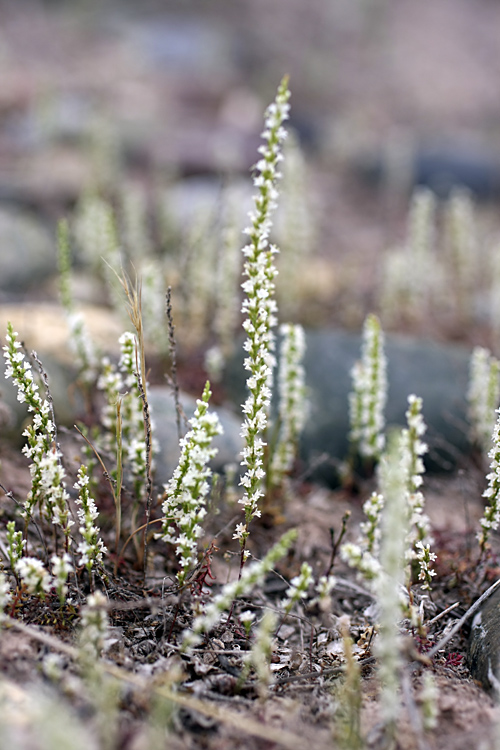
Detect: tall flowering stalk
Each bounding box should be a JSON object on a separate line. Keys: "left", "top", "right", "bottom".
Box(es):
{"left": 349, "top": 314, "right": 387, "bottom": 463}
{"left": 159, "top": 382, "right": 222, "bottom": 587}
{"left": 3, "top": 323, "right": 73, "bottom": 546}
{"left": 6, "top": 521, "right": 25, "bottom": 575}
{"left": 467, "top": 346, "right": 500, "bottom": 456}
{"left": 235, "top": 76, "right": 290, "bottom": 550}
{"left": 445, "top": 188, "right": 477, "bottom": 321}
{"left": 182, "top": 528, "right": 296, "bottom": 649}
{"left": 269, "top": 323, "right": 307, "bottom": 489}
{"left": 244, "top": 609, "right": 278, "bottom": 701}
{"left": 400, "top": 394, "right": 432, "bottom": 562}
{"left": 117, "top": 331, "right": 153, "bottom": 501}
{"left": 281, "top": 561, "right": 313, "bottom": 616}
{"left": 58, "top": 218, "right": 98, "bottom": 385}
{"left": 478, "top": 407, "right": 500, "bottom": 553}
{"left": 74, "top": 465, "right": 107, "bottom": 577}
{"left": 343, "top": 394, "right": 434, "bottom": 590}
{"left": 375, "top": 443, "right": 408, "bottom": 743}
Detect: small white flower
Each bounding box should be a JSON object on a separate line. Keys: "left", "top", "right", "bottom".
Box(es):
{"left": 159, "top": 382, "right": 222, "bottom": 586}
{"left": 16, "top": 557, "right": 52, "bottom": 597}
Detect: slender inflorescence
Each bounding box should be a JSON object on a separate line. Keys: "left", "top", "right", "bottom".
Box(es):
{"left": 343, "top": 393, "right": 434, "bottom": 591}
{"left": 445, "top": 188, "right": 477, "bottom": 319}
{"left": 274, "top": 129, "right": 315, "bottom": 317}
{"left": 236, "top": 76, "right": 290, "bottom": 547}
{"left": 0, "top": 572, "right": 11, "bottom": 621}
{"left": 6, "top": 521, "right": 25, "bottom": 573}
{"left": 58, "top": 219, "right": 98, "bottom": 384}
{"left": 419, "top": 672, "right": 439, "bottom": 730}
{"left": 400, "top": 395, "right": 433, "bottom": 566}
{"left": 51, "top": 553, "right": 73, "bottom": 604}
{"left": 349, "top": 314, "right": 387, "bottom": 462}
{"left": 74, "top": 465, "right": 107, "bottom": 575}
{"left": 281, "top": 561, "right": 313, "bottom": 616}
{"left": 3, "top": 323, "right": 73, "bottom": 544}
{"left": 380, "top": 187, "right": 438, "bottom": 324}
{"left": 375, "top": 443, "right": 409, "bottom": 738}
{"left": 15, "top": 557, "right": 52, "bottom": 599}
{"left": 159, "top": 382, "right": 222, "bottom": 587}
{"left": 244, "top": 609, "right": 277, "bottom": 700}
{"left": 467, "top": 346, "right": 500, "bottom": 456}
{"left": 360, "top": 492, "right": 384, "bottom": 557}
{"left": 97, "top": 332, "right": 156, "bottom": 510}
{"left": 117, "top": 331, "right": 153, "bottom": 500}
{"left": 79, "top": 591, "right": 109, "bottom": 662}
{"left": 269, "top": 323, "right": 307, "bottom": 489}
{"left": 478, "top": 406, "right": 500, "bottom": 552}
{"left": 182, "top": 528, "right": 297, "bottom": 649}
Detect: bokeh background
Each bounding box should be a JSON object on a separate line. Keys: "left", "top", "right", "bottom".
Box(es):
{"left": 1, "top": 0, "right": 500, "bottom": 344}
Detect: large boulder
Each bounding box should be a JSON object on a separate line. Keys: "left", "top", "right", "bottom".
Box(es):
{"left": 468, "top": 586, "right": 500, "bottom": 693}
{"left": 223, "top": 329, "right": 472, "bottom": 486}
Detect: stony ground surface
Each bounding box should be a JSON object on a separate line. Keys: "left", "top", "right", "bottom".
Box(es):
{"left": 2, "top": 1, "right": 500, "bottom": 749}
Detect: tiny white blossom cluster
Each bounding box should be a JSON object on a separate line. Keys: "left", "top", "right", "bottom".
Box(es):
{"left": 269, "top": 324, "right": 307, "bottom": 488}
{"left": 445, "top": 188, "right": 477, "bottom": 318}
{"left": 340, "top": 541, "right": 382, "bottom": 582}
{"left": 160, "top": 382, "right": 222, "bottom": 586}
{"left": 343, "top": 395, "right": 435, "bottom": 591}
{"left": 380, "top": 188, "right": 438, "bottom": 324}
{"left": 282, "top": 561, "right": 313, "bottom": 615}
{"left": 312, "top": 574, "right": 337, "bottom": 610}
{"left": 141, "top": 260, "right": 169, "bottom": 353}
{"left": 274, "top": 130, "right": 315, "bottom": 317}
{"left": 74, "top": 465, "right": 107, "bottom": 573}
{"left": 375, "top": 446, "right": 409, "bottom": 731}
{"left": 117, "top": 332, "right": 155, "bottom": 497}
{"left": 15, "top": 557, "right": 52, "bottom": 599}
{"left": 51, "top": 553, "right": 73, "bottom": 603}
{"left": 74, "top": 194, "right": 120, "bottom": 268}
{"left": 13, "top": 553, "right": 72, "bottom": 603}
{"left": 349, "top": 314, "right": 387, "bottom": 461}
{"left": 6, "top": 520, "right": 25, "bottom": 572}
{"left": 0, "top": 572, "right": 11, "bottom": 621}
{"left": 415, "top": 541, "right": 437, "bottom": 592}
{"left": 467, "top": 346, "right": 500, "bottom": 456}
{"left": 360, "top": 492, "right": 384, "bottom": 557}
{"left": 478, "top": 406, "right": 500, "bottom": 552}
{"left": 182, "top": 528, "right": 296, "bottom": 650}
{"left": 400, "top": 395, "right": 433, "bottom": 563}
{"left": 58, "top": 216, "right": 98, "bottom": 384}
{"left": 419, "top": 672, "right": 440, "bottom": 730}
{"left": 243, "top": 609, "right": 277, "bottom": 700}
{"left": 97, "top": 332, "right": 155, "bottom": 499}
{"left": 79, "top": 591, "right": 109, "bottom": 661}
{"left": 237, "top": 76, "right": 290, "bottom": 541}
{"left": 3, "top": 323, "right": 72, "bottom": 540}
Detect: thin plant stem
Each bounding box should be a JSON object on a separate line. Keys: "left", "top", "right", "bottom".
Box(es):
{"left": 166, "top": 286, "right": 183, "bottom": 443}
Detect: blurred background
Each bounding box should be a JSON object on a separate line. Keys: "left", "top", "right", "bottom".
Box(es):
{"left": 1, "top": 0, "right": 500, "bottom": 346}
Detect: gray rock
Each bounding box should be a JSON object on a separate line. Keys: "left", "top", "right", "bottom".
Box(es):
{"left": 358, "top": 143, "right": 500, "bottom": 200}
{"left": 223, "top": 329, "right": 472, "bottom": 486}
{"left": 468, "top": 587, "right": 500, "bottom": 692}
{"left": 148, "top": 387, "right": 243, "bottom": 488}
{"left": 0, "top": 353, "right": 83, "bottom": 445}
{"left": 0, "top": 208, "right": 56, "bottom": 292}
